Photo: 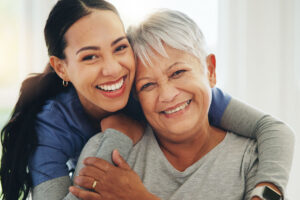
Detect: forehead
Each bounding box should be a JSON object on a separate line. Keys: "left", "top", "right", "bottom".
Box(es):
{"left": 65, "top": 10, "right": 125, "bottom": 48}
{"left": 136, "top": 45, "right": 201, "bottom": 77}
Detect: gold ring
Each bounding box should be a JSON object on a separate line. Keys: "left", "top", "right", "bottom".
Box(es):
{"left": 92, "top": 180, "right": 97, "bottom": 189}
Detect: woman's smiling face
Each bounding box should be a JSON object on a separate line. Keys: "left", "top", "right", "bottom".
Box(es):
{"left": 51, "top": 10, "right": 135, "bottom": 118}
{"left": 135, "top": 45, "right": 216, "bottom": 142}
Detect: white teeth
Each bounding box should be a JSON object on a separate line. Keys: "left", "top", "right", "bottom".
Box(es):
{"left": 97, "top": 78, "right": 124, "bottom": 91}
{"left": 164, "top": 100, "right": 191, "bottom": 114}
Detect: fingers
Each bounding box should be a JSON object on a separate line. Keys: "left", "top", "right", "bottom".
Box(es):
{"left": 73, "top": 175, "right": 98, "bottom": 190}
{"left": 84, "top": 157, "right": 113, "bottom": 172}
{"left": 69, "top": 186, "right": 102, "bottom": 200}
{"left": 112, "top": 149, "right": 131, "bottom": 170}
{"left": 79, "top": 165, "right": 106, "bottom": 181}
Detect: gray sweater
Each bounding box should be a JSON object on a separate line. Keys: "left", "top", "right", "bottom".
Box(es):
{"left": 66, "top": 126, "right": 258, "bottom": 200}
{"left": 32, "top": 98, "right": 295, "bottom": 200}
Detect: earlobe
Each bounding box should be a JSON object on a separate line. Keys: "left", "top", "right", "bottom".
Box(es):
{"left": 49, "top": 56, "right": 69, "bottom": 81}
{"left": 206, "top": 54, "right": 216, "bottom": 87}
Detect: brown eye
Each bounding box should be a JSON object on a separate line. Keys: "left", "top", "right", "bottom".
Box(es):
{"left": 140, "top": 82, "right": 155, "bottom": 91}
{"left": 171, "top": 70, "right": 186, "bottom": 78}
{"left": 115, "top": 45, "right": 128, "bottom": 52}
{"left": 82, "top": 55, "right": 97, "bottom": 61}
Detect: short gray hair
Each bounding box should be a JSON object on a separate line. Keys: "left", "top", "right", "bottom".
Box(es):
{"left": 127, "top": 9, "right": 208, "bottom": 68}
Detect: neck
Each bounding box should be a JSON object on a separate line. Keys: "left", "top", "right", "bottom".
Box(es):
{"left": 83, "top": 102, "right": 109, "bottom": 122}
{"left": 156, "top": 123, "right": 225, "bottom": 171}
{"left": 77, "top": 92, "right": 110, "bottom": 125}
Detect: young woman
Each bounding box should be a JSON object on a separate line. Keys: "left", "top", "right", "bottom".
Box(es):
{"left": 0, "top": 1, "right": 294, "bottom": 200}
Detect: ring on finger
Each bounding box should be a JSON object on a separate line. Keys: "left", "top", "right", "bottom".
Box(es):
{"left": 92, "top": 180, "right": 97, "bottom": 190}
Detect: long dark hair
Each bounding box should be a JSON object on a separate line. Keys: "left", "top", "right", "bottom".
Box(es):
{"left": 0, "top": 1, "right": 119, "bottom": 199}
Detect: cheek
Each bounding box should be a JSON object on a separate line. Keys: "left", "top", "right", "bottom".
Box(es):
{"left": 139, "top": 95, "right": 150, "bottom": 111}
{"left": 176, "top": 75, "right": 211, "bottom": 108}
{"left": 68, "top": 67, "right": 95, "bottom": 88}
{"left": 138, "top": 93, "right": 156, "bottom": 117}
{"left": 185, "top": 74, "right": 211, "bottom": 91}
{"left": 122, "top": 51, "right": 135, "bottom": 70}
{"left": 65, "top": 60, "right": 82, "bottom": 78}
{"left": 194, "top": 85, "right": 212, "bottom": 116}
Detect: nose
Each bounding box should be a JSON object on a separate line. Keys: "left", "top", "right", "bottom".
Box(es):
{"left": 101, "top": 55, "right": 122, "bottom": 77}
{"left": 158, "top": 82, "right": 180, "bottom": 103}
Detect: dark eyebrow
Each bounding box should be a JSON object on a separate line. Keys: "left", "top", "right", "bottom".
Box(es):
{"left": 76, "top": 46, "right": 100, "bottom": 55}
{"left": 111, "top": 36, "right": 127, "bottom": 46}
{"left": 75, "top": 36, "right": 127, "bottom": 55}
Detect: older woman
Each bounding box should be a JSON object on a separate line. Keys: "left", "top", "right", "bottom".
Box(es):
{"left": 68, "top": 9, "right": 292, "bottom": 200}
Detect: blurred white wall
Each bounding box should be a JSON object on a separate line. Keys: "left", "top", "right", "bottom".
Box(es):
{"left": 218, "top": 0, "right": 300, "bottom": 198}
{"left": 19, "top": 0, "right": 57, "bottom": 78}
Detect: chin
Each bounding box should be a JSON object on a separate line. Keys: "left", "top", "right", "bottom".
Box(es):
{"left": 104, "top": 101, "right": 128, "bottom": 112}
{"left": 168, "top": 129, "right": 191, "bottom": 138}
{"left": 161, "top": 123, "right": 199, "bottom": 139}
{"left": 170, "top": 119, "right": 197, "bottom": 130}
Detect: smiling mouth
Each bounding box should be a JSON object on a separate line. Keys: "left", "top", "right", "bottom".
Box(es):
{"left": 162, "top": 99, "right": 192, "bottom": 114}
{"left": 96, "top": 76, "right": 125, "bottom": 92}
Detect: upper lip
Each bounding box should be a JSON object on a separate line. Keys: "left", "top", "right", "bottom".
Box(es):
{"left": 160, "top": 99, "right": 191, "bottom": 113}
{"left": 96, "top": 75, "right": 126, "bottom": 86}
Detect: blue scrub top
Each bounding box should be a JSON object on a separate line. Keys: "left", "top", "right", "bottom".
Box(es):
{"left": 29, "top": 86, "right": 230, "bottom": 187}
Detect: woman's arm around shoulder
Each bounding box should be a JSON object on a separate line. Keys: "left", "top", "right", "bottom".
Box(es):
{"left": 219, "top": 95, "right": 295, "bottom": 198}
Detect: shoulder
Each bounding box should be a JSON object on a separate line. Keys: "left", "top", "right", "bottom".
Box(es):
{"left": 36, "top": 86, "right": 98, "bottom": 137}
{"left": 34, "top": 86, "right": 98, "bottom": 155}
{"left": 35, "top": 86, "right": 79, "bottom": 137}
{"left": 225, "top": 132, "right": 257, "bottom": 154}
{"left": 38, "top": 86, "right": 80, "bottom": 116}
{"left": 82, "top": 128, "right": 133, "bottom": 155}
{"left": 215, "top": 132, "right": 258, "bottom": 168}
{"left": 209, "top": 87, "right": 231, "bottom": 126}
{"left": 224, "top": 132, "right": 258, "bottom": 170}
{"left": 129, "top": 124, "right": 158, "bottom": 156}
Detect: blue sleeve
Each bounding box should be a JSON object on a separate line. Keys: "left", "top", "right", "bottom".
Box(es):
{"left": 208, "top": 87, "right": 232, "bottom": 126}
{"left": 29, "top": 104, "right": 82, "bottom": 187}
{"left": 29, "top": 145, "right": 70, "bottom": 187}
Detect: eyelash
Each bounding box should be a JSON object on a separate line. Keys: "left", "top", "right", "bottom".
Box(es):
{"left": 82, "top": 55, "right": 97, "bottom": 61}
{"left": 115, "top": 44, "right": 128, "bottom": 52}
{"left": 81, "top": 44, "right": 128, "bottom": 61}
{"left": 170, "top": 70, "right": 186, "bottom": 78}
{"left": 139, "top": 70, "right": 187, "bottom": 91}
{"left": 140, "top": 82, "right": 155, "bottom": 91}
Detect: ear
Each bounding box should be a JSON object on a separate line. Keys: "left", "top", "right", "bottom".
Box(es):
{"left": 206, "top": 54, "right": 216, "bottom": 88}
{"left": 49, "top": 56, "right": 69, "bottom": 81}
